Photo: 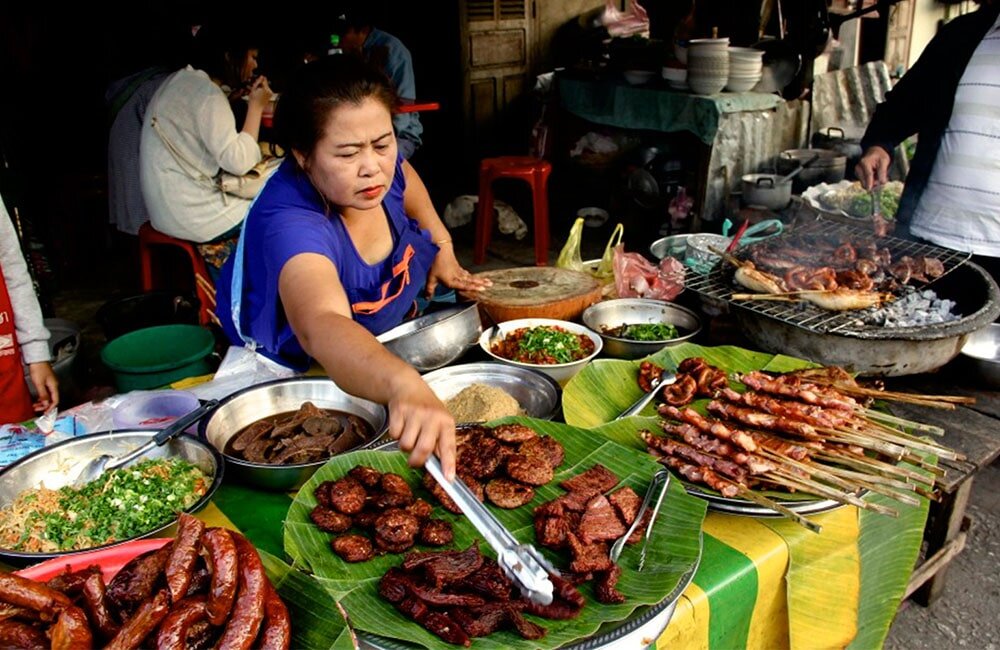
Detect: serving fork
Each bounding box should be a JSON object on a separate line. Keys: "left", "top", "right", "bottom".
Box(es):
{"left": 609, "top": 468, "right": 672, "bottom": 571}
{"left": 614, "top": 372, "right": 677, "bottom": 420}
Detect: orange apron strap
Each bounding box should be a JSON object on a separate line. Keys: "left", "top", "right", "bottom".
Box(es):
{"left": 352, "top": 244, "right": 417, "bottom": 315}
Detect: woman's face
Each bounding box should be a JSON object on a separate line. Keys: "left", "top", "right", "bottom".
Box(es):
{"left": 241, "top": 49, "right": 260, "bottom": 83}
{"left": 295, "top": 98, "right": 397, "bottom": 211}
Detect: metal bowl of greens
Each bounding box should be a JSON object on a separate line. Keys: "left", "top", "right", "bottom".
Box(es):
{"left": 0, "top": 430, "right": 222, "bottom": 566}
{"left": 582, "top": 299, "right": 702, "bottom": 359}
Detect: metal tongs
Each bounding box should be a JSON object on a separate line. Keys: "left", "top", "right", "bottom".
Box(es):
{"left": 615, "top": 372, "right": 677, "bottom": 420}
{"left": 609, "top": 468, "right": 671, "bottom": 571}
{"left": 424, "top": 456, "right": 556, "bottom": 606}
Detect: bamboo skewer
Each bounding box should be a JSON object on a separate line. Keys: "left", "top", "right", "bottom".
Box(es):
{"left": 736, "top": 485, "right": 822, "bottom": 533}
{"left": 853, "top": 422, "right": 962, "bottom": 460}
{"left": 768, "top": 470, "right": 899, "bottom": 517}
{"left": 862, "top": 410, "right": 947, "bottom": 434}
{"left": 730, "top": 294, "right": 799, "bottom": 302}
{"left": 816, "top": 427, "right": 907, "bottom": 459}
{"left": 756, "top": 448, "right": 860, "bottom": 494}
{"left": 815, "top": 449, "right": 933, "bottom": 485}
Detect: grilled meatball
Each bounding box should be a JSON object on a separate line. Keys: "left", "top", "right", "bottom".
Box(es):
{"left": 348, "top": 465, "right": 383, "bottom": 489}
{"left": 458, "top": 437, "right": 506, "bottom": 479}
{"left": 374, "top": 509, "right": 420, "bottom": 547}
{"left": 490, "top": 423, "right": 537, "bottom": 443}
{"left": 418, "top": 519, "right": 454, "bottom": 546}
{"left": 456, "top": 471, "right": 486, "bottom": 503}
{"left": 314, "top": 481, "right": 335, "bottom": 508}
{"left": 485, "top": 478, "right": 536, "bottom": 509}
{"left": 374, "top": 473, "right": 414, "bottom": 509}
{"left": 423, "top": 473, "right": 462, "bottom": 514}
{"left": 519, "top": 435, "right": 565, "bottom": 469}
{"left": 505, "top": 453, "right": 554, "bottom": 486}
{"left": 310, "top": 505, "right": 353, "bottom": 533}
{"left": 353, "top": 510, "right": 379, "bottom": 530}
{"left": 405, "top": 498, "right": 433, "bottom": 520}
{"left": 328, "top": 476, "right": 368, "bottom": 515}
{"left": 332, "top": 534, "right": 374, "bottom": 562}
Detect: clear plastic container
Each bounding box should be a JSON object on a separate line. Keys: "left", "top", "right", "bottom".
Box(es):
{"left": 111, "top": 390, "right": 201, "bottom": 431}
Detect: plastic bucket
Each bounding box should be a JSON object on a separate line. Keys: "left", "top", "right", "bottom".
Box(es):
{"left": 97, "top": 292, "right": 200, "bottom": 342}
{"left": 100, "top": 325, "right": 216, "bottom": 392}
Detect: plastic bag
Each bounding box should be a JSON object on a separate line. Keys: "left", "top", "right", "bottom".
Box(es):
{"left": 557, "top": 218, "right": 626, "bottom": 283}
{"left": 556, "top": 217, "right": 587, "bottom": 273}
{"left": 612, "top": 244, "right": 685, "bottom": 300}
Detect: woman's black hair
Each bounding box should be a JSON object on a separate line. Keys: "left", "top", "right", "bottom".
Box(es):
{"left": 189, "top": 22, "right": 259, "bottom": 88}
{"left": 274, "top": 54, "right": 398, "bottom": 161}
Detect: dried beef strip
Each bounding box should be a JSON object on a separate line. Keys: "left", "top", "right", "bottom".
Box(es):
{"left": 608, "top": 486, "right": 641, "bottom": 526}
{"left": 578, "top": 494, "right": 627, "bottom": 544}
{"left": 559, "top": 464, "right": 620, "bottom": 494}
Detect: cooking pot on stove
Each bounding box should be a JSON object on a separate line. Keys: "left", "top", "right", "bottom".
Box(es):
{"left": 778, "top": 148, "right": 846, "bottom": 192}
{"left": 741, "top": 173, "right": 792, "bottom": 210}
{"left": 812, "top": 127, "right": 864, "bottom": 179}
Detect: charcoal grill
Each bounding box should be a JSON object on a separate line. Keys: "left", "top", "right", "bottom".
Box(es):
{"left": 686, "top": 219, "right": 1000, "bottom": 375}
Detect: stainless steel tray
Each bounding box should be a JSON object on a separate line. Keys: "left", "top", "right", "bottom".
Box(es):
{"left": 684, "top": 486, "right": 845, "bottom": 517}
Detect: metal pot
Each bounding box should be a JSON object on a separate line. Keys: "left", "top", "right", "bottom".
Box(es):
{"left": 741, "top": 173, "right": 792, "bottom": 210}
{"left": 778, "top": 148, "right": 846, "bottom": 192}
{"left": 811, "top": 127, "right": 863, "bottom": 179}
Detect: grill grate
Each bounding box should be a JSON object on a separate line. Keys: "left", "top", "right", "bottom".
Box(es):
{"left": 685, "top": 219, "right": 972, "bottom": 336}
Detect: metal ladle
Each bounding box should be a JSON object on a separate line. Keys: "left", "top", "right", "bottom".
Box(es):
{"left": 71, "top": 399, "right": 218, "bottom": 487}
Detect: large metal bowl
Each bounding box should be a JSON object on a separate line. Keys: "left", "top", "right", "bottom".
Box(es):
{"left": 377, "top": 303, "right": 482, "bottom": 372}
{"left": 582, "top": 299, "right": 702, "bottom": 359}
{"left": 199, "top": 377, "right": 388, "bottom": 491}
{"left": 0, "top": 430, "right": 222, "bottom": 566}
{"left": 478, "top": 318, "right": 603, "bottom": 386}
{"left": 958, "top": 322, "right": 1000, "bottom": 388}
{"left": 421, "top": 362, "right": 561, "bottom": 422}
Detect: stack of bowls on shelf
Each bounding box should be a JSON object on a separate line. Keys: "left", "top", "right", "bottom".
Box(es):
{"left": 726, "top": 47, "right": 764, "bottom": 92}
{"left": 686, "top": 37, "right": 730, "bottom": 95}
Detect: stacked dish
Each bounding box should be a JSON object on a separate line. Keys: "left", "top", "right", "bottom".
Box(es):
{"left": 726, "top": 47, "right": 764, "bottom": 92}
{"left": 662, "top": 64, "right": 688, "bottom": 90}
{"left": 686, "top": 37, "right": 729, "bottom": 95}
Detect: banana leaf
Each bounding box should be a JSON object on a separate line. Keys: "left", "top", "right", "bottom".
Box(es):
{"left": 261, "top": 550, "right": 356, "bottom": 650}
{"left": 283, "top": 417, "right": 707, "bottom": 650}
{"left": 564, "top": 343, "right": 825, "bottom": 503}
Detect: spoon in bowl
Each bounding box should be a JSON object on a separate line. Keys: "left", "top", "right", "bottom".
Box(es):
{"left": 71, "top": 399, "right": 218, "bottom": 487}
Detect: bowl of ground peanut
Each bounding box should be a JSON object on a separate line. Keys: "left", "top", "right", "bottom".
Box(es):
{"left": 421, "top": 362, "right": 561, "bottom": 423}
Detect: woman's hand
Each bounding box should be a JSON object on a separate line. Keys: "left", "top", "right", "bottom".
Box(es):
{"left": 425, "top": 243, "right": 492, "bottom": 298}
{"left": 247, "top": 76, "right": 274, "bottom": 112}
{"left": 856, "top": 146, "right": 891, "bottom": 190}
{"left": 27, "top": 362, "right": 58, "bottom": 413}
{"left": 386, "top": 376, "right": 457, "bottom": 479}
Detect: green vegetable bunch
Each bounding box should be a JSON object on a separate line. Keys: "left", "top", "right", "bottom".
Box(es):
{"left": 615, "top": 323, "right": 679, "bottom": 341}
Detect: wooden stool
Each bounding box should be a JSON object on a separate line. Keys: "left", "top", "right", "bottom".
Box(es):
{"left": 474, "top": 156, "right": 552, "bottom": 266}
{"left": 138, "top": 223, "right": 216, "bottom": 326}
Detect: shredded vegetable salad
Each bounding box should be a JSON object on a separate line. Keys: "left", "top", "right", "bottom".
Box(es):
{"left": 0, "top": 458, "right": 209, "bottom": 553}
{"left": 491, "top": 325, "right": 596, "bottom": 365}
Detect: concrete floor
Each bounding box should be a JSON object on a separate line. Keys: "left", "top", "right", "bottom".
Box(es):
{"left": 47, "top": 220, "right": 999, "bottom": 649}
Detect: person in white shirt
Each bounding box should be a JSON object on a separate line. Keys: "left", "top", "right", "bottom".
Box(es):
{"left": 139, "top": 24, "right": 274, "bottom": 254}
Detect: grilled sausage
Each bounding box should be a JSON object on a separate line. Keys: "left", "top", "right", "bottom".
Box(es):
{"left": 105, "top": 589, "right": 171, "bottom": 650}
{"left": 155, "top": 595, "right": 207, "bottom": 650}
{"left": 49, "top": 605, "right": 93, "bottom": 650}
{"left": 0, "top": 572, "right": 73, "bottom": 620}
{"left": 217, "top": 533, "right": 267, "bottom": 650}
{"left": 257, "top": 583, "right": 291, "bottom": 650}
{"left": 165, "top": 513, "right": 206, "bottom": 603}
{"left": 82, "top": 572, "right": 120, "bottom": 640}
{"left": 202, "top": 527, "right": 239, "bottom": 626}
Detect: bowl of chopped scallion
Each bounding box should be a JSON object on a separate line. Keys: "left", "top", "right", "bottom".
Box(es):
{"left": 582, "top": 298, "right": 702, "bottom": 359}
{"left": 479, "top": 318, "right": 603, "bottom": 385}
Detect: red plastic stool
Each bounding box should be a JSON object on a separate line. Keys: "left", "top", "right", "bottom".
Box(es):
{"left": 138, "top": 222, "right": 216, "bottom": 326}
{"left": 474, "top": 156, "right": 552, "bottom": 266}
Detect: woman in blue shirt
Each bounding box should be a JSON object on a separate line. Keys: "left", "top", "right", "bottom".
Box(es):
{"left": 216, "top": 56, "right": 488, "bottom": 478}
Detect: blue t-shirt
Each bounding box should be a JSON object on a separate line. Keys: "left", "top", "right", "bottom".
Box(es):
{"left": 215, "top": 155, "right": 438, "bottom": 371}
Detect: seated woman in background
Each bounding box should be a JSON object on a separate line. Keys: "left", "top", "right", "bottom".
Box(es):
{"left": 214, "top": 56, "right": 489, "bottom": 477}
{"left": 139, "top": 23, "right": 274, "bottom": 269}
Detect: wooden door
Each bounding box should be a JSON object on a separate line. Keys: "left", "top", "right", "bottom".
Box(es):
{"left": 884, "top": 0, "right": 915, "bottom": 75}
{"left": 459, "top": 0, "right": 537, "bottom": 161}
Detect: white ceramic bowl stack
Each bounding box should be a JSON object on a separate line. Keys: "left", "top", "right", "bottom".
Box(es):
{"left": 726, "top": 47, "right": 764, "bottom": 93}
{"left": 686, "top": 37, "right": 730, "bottom": 95}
